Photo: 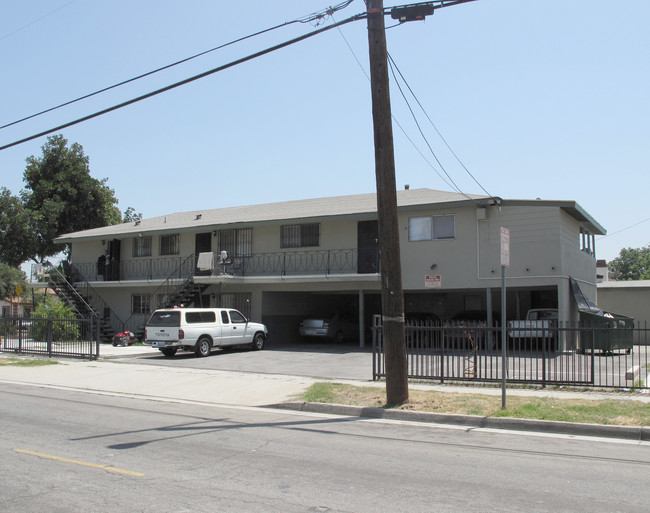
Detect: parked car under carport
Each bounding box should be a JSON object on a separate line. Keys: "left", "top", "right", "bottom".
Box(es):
{"left": 298, "top": 312, "right": 358, "bottom": 343}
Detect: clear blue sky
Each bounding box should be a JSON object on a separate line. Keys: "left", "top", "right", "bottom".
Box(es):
{"left": 1, "top": 0, "right": 648, "bottom": 263}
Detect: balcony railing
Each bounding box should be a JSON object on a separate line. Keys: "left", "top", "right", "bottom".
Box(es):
{"left": 73, "top": 256, "right": 192, "bottom": 282}
{"left": 69, "top": 248, "right": 376, "bottom": 282}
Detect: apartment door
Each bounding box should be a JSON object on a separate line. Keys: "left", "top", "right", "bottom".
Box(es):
{"left": 195, "top": 232, "right": 212, "bottom": 276}
{"left": 357, "top": 220, "right": 379, "bottom": 274}
{"left": 107, "top": 239, "right": 121, "bottom": 280}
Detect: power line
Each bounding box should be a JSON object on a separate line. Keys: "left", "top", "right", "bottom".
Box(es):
{"left": 388, "top": 53, "right": 493, "bottom": 198}
{"left": 1, "top": 1, "right": 356, "bottom": 131}
{"left": 597, "top": 217, "right": 650, "bottom": 239}
{"left": 0, "top": 0, "right": 79, "bottom": 42}
{"left": 388, "top": 53, "right": 471, "bottom": 199}
{"left": 0, "top": 12, "right": 366, "bottom": 153}
{"left": 333, "top": 13, "right": 470, "bottom": 194}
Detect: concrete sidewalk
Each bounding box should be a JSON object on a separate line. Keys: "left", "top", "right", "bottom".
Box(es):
{"left": 0, "top": 353, "right": 316, "bottom": 407}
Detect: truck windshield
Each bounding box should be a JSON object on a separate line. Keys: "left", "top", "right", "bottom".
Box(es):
{"left": 147, "top": 311, "right": 181, "bottom": 327}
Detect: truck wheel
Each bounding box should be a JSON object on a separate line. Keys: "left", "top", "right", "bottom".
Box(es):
{"left": 196, "top": 337, "right": 211, "bottom": 357}
{"left": 161, "top": 348, "right": 177, "bottom": 357}
{"left": 251, "top": 333, "right": 265, "bottom": 351}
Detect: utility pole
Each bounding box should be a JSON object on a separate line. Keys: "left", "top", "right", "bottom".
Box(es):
{"left": 366, "top": 0, "right": 408, "bottom": 406}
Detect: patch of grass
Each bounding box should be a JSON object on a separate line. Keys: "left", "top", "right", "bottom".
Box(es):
{"left": 0, "top": 357, "right": 59, "bottom": 367}
{"left": 300, "top": 383, "right": 650, "bottom": 427}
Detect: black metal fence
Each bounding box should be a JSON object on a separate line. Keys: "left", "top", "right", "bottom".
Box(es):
{"left": 0, "top": 317, "right": 100, "bottom": 360}
{"left": 372, "top": 319, "right": 650, "bottom": 390}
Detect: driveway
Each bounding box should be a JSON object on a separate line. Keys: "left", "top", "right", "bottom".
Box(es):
{"left": 107, "top": 340, "right": 375, "bottom": 381}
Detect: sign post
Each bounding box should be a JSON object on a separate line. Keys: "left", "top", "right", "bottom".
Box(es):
{"left": 500, "top": 227, "right": 510, "bottom": 409}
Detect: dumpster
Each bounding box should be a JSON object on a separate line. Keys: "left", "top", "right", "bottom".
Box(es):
{"left": 578, "top": 311, "right": 634, "bottom": 354}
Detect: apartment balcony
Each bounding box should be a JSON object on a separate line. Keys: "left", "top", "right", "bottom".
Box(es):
{"left": 70, "top": 248, "right": 380, "bottom": 283}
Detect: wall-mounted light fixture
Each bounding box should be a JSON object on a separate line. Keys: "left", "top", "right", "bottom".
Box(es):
{"left": 101, "top": 240, "right": 105, "bottom": 246}
{"left": 430, "top": 263, "right": 437, "bottom": 270}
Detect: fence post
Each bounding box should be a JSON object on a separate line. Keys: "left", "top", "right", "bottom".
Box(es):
{"left": 440, "top": 331, "right": 445, "bottom": 384}
{"left": 590, "top": 325, "right": 596, "bottom": 385}
{"left": 47, "top": 320, "right": 53, "bottom": 358}
{"left": 542, "top": 338, "right": 546, "bottom": 388}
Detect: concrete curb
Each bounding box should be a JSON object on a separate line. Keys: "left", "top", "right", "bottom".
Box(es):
{"left": 274, "top": 402, "right": 650, "bottom": 441}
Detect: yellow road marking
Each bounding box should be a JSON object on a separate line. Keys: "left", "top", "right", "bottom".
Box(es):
{"left": 14, "top": 449, "right": 144, "bottom": 476}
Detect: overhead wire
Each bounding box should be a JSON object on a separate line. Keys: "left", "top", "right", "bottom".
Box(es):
{"left": 0, "top": 0, "right": 79, "bottom": 43}
{"left": 1, "top": 1, "right": 356, "bottom": 132}
{"left": 388, "top": 53, "right": 472, "bottom": 199}
{"left": 387, "top": 53, "right": 493, "bottom": 198}
{"left": 333, "top": 12, "right": 470, "bottom": 195}
{"left": 597, "top": 217, "right": 650, "bottom": 239}
{"left": 0, "top": 8, "right": 365, "bottom": 152}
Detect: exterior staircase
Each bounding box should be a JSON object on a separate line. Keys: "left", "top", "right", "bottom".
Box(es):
{"left": 45, "top": 263, "right": 118, "bottom": 344}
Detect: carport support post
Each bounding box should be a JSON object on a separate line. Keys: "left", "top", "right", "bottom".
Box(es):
{"left": 359, "top": 290, "right": 365, "bottom": 347}
{"left": 367, "top": 0, "right": 408, "bottom": 406}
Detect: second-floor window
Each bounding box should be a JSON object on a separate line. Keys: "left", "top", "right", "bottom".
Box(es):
{"left": 409, "top": 214, "right": 455, "bottom": 241}
{"left": 160, "top": 234, "right": 180, "bottom": 255}
{"left": 132, "top": 236, "right": 152, "bottom": 257}
{"left": 217, "top": 228, "right": 252, "bottom": 257}
{"left": 281, "top": 223, "right": 320, "bottom": 248}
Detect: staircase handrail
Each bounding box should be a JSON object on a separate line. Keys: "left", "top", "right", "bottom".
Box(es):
{"left": 46, "top": 263, "right": 98, "bottom": 319}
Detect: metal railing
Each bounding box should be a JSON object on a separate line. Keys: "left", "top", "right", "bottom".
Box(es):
{"left": 1, "top": 317, "right": 99, "bottom": 360}
{"left": 373, "top": 319, "right": 650, "bottom": 390}
{"left": 68, "top": 248, "right": 371, "bottom": 281}
{"left": 72, "top": 256, "right": 187, "bottom": 282}
{"left": 238, "top": 249, "right": 359, "bottom": 276}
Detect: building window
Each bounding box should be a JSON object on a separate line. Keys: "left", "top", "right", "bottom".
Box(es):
{"left": 409, "top": 215, "right": 455, "bottom": 241}
{"left": 281, "top": 223, "right": 320, "bottom": 248}
{"left": 132, "top": 236, "right": 152, "bottom": 257}
{"left": 160, "top": 234, "right": 180, "bottom": 256}
{"left": 579, "top": 227, "right": 595, "bottom": 256}
{"left": 217, "top": 228, "right": 252, "bottom": 257}
{"left": 131, "top": 294, "right": 151, "bottom": 315}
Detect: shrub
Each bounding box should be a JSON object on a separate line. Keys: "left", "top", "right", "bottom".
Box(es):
{"left": 31, "top": 297, "right": 81, "bottom": 342}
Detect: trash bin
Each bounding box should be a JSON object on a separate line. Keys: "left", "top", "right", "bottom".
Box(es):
{"left": 578, "top": 311, "right": 634, "bottom": 354}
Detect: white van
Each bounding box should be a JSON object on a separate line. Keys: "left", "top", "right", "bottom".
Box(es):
{"left": 144, "top": 307, "right": 268, "bottom": 357}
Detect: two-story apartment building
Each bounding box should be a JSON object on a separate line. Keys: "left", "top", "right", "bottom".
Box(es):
{"left": 53, "top": 188, "right": 604, "bottom": 346}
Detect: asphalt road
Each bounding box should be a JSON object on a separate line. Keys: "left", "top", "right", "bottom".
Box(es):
{"left": 3, "top": 383, "right": 650, "bottom": 513}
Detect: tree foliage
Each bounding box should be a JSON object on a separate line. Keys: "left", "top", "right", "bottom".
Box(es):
{"left": 21, "top": 135, "right": 122, "bottom": 260}
{"left": 123, "top": 206, "right": 143, "bottom": 223}
{"left": 0, "top": 187, "right": 39, "bottom": 267}
{"left": 0, "top": 262, "right": 28, "bottom": 300}
{"left": 608, "top": 246, "right": 650, "bottom": 281}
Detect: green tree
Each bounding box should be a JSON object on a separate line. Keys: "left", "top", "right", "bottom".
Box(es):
{"left": 0, "top": 262, "right": 28, "bottom": 300}
{"left": 0, "top": 187, "right": 39, "bottom": 267}
{"left": 21, "top": 134, "right": 122, "bottom": 261}
{"left": 123, "top": 206, "right": 143, "bottom": 223}
{"left": 608, "top": 246, "right": 650, "bottom": 281}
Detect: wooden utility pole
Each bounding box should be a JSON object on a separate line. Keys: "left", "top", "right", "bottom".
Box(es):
{"left": 366, "top": 0, "right": 408, "bottom": 406}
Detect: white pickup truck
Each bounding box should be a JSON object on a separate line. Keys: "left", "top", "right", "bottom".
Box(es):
{"left": 508, "top": 309, "right": 558, "bottom": 343}
{"left": 144, "top": 307, "right": 268, "bottom": 357}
